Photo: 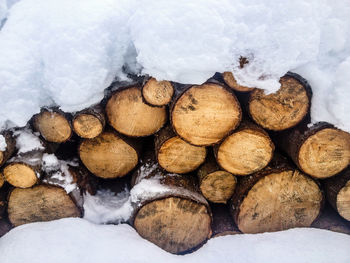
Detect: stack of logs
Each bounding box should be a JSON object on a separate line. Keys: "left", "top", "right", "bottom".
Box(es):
{"left": 1, "top": 72, "right": 350, "bottom": 254}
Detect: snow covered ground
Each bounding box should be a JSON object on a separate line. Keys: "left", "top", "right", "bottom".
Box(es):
{"left": 0, "top": 218, "right": 349, "bottom": 263}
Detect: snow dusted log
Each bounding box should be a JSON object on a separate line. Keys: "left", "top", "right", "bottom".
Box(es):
{"left": 0, "top": 131, "right": 15, "bottom": 168}
{"left": 106, "top": 85, "right": 167, "bottom": 137}
{"left": 142, "top": 77, "right": 174, "bottom": 107}
{"left": 248, "top": 72, "right": 312, "bottom": 131}
{"left": 72, "top": 105, "right": 106, "bottom": 139}
{"left": 324, "top": 167, "right": 350, "bottom": 221}
{"left": 171, "top": 82, "right": 242, "bottom": 146}
{"left": 214, "top": 120, "right": 274, "bottom": 176}
{"left": 0, "top": 219, "right": 12, "bottom": 237}
{"left": 131, "top": 154, "right": 212, "bottom": 254}
{"left": 231, "top": 155, "right": 323, "bottom": 234}
{"left": 33, "top": 108, "right": 72, "bottom": 143}
{"left": 154, "top": 125, "right": 207, "bottom": 174}
{"left": 197, "top": 153, "right": 237, "bottom": 204}
{"left": 275, "top": 122, "right": 350, "bottom": 179}
{"left": 79, "top": 131, "right": 139, "bottom": 179}
{"left": 211, "top": 204, "right": 240, "bottom": 238}
{"left": 222, "top": 72, "right": 254, "bottom": 92}
{"left": 7, "top": 185, "right": 81, "bottom": 227}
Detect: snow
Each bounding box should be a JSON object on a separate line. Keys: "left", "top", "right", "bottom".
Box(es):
{"left": 0, "top": 218, "right": 349, "bottom": 263}
{"left": 13, "top": 129, "right": 44, "bottom": 154}
{"left": 0, "top": 135, "right": 6, "bottom": 151}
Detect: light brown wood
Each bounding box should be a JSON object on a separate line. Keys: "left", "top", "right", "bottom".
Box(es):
{"left": 73, "top": 114, "right": 103, "bottom": 139}
{"left": 0, "top": 172, "right": 4, "bottom": 188}
{"left": 8, "top": 185, "right": 81, "bottom": 226}
{"left": 33, "top": 109, "right": 72, "bottom": 143}
{"left": 249, "top": 74, "right": 310, "bottom": 131}
{"left": 337, "top": 180, "right": 350, "bottom": 221}
{"left": 142, "top": 78, "right": 174, "bottom": 106}
{"left": 3, "top": 163, "right": 38, "bottom": 188}
{"left": 106, "top": 86, "right": 167, "bottom": 137}
{"left": 79, "top": 131, "right": 138, "bottom": 178}
{"left": 171, "top": 83, "right": 241, "bottom": 146}
{"left": 222, "top": 72, "right": 254, "bottom": 92}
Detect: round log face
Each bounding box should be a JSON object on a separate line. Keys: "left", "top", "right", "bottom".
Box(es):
{"left": 106, "top": 87, "right": 167, "bottom": 137}
{"left": 4, "top": 163, "right": 38, "bottom": 188}
{"left": 222, "top": 72, "right": 254, "bottom": 92}
{"left": 73, "top": 114, "right": 103, "bottom": 139}
{"left": 200, "top": 171, "right": 236, "bottom": 203}
{"left": 79, "top": 132, "right": 138, "bottom": 178}
{"left": 8, "top": 185, "right": 81, "bottom": 226}
{"left": 237, "top": 170, "right": 322, "bottom": 234}
{"left": 249, "top": 76, "right": 309, "bottom": 131}
{"left": 158, "top": 136, "right": 206, "bottom": 174}
{"left": 337, "top": 181, "right": 350, "bottom": 221}
{"left": 298, "top": 128, "right": 350, "bottom": 178}
{"left": 35, "top": 111, "right": 72, "bottom": 143}
{"left": 172, "top": 83, "right": 241, "bottom": 146}
{"left": 217, "top": 130, "right": 274, "bottom": 175}
{"left": 143, "top": 78, "right": 174, "bottom": 106}
{"left": 134, "top": 197, "right": 211, "bottom": 254}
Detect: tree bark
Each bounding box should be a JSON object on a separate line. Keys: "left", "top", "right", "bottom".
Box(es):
{"left": 0, "top": 218, "right": 12, "bottom": 237}
{"left": 0, "top": 131, "right": 16, "bottom": 168}
{"left": 210, "top": 203, "right": 240, "bottom": 238}
{"left": 141, "top": 77, "right": 174, "bottom": 107}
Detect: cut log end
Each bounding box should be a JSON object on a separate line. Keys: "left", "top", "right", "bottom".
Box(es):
{"left": 236, "top": 170, "right": 322, "bottom": 234}
{"left": 3, "top": 163, "right": 38, "bottom": 188}
{"left": 158, "top": 136, "right": 206, "bottom": 174}
{"left": 217, "top": 129, "right": 274, "bottom": 175}
{"left": 106, "top": 86, "right": 167, "bottom": 137}
{"left": 200, "top": 171, "right": 237, "bottom": 204}
{"left": 298, "top": 128, "right": 350, "bottom": 178}
{"left": 172, "top": 83, "right": 241, "bottom": 146}
{"left": 8, "top": 185, "right": 81, "bottom": 227}
{"left": 222, "top": 72, "right": 254, "bottom": 92}
{"left": 134, "top": 197, "right": 211, "bottom": 254}
{"left": 79, "top": 131, "right": 138, "bottom": 179}
{"left": 73, "top": 113, "right": 103, "bottom": 139}
{"left": 142, "top": 78, "right": 174, "bottom": 106}
{"left": 249, "top": 76, "right": 310, "bottom": 131}
{"left": 0, "top": 173, "right": 4, "bottom": 188}
{"left": 337, "top": 181, "right": 350, "bottom": 221}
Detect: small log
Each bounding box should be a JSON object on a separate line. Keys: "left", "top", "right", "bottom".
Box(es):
{"left": 275, "top": 122, "right": 350, "bottom": 179}
{"left": 210, "top": 203, "right": 240, "bottom": 238}
{"left": 7, "top": 184, "right": 81, "bottom": 227}
{"left": 222, "top": 72, "right": 254, "bottom": 92}
{"left": 231, "top": 155, "right": 323, "bottom": 234}
{"left": 141, "top": 77, "right": 174, "bottom": 106}
{"left": 0, "top": 131, "right": 16, "bottom": 168}
{"left": 214, "top": 120, "right": 274, "bottom": 176}
{"left": 197, "top": 153, "right": 237, "bottom": 204}
{"left": 33, "top": 108, "right": 72, "bottom": 143}
{"left": 171, "top": 82, "right": 242, "bottom": 146}
{"left": 248, "top": 72, "right": 312, "bottom": 131}
{"left": 106, "top": 85, "right": 167, "bottom": 137}
{"left": 154, "top": 126, "right": 207, "bottom": 174}
{"left": 0, "top": 219, "right": 12, "bottom": 237}
{"left": 72, "top": 105, "right": 106, "bottom": 139}
{"left": 131, "top": 154, "right": 212, "bottom": 254}
{"left": 324, "top": 167, "right": 350, "bottom": 221}
{"left": 79, "top": 131, "right": 139, "bottom": 179}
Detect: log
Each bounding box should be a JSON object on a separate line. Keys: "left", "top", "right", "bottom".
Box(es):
{"left": 222, "top": 72, "right": 254, "bottom": 92}
{"left": 154, "top": 125, "right": 207, "bottom": 174}
{"left": 248, "top": 72, "right": 312, "bottom": 131}
{"left": 324, "top": 167, "right": 350, "bottom": 221}
{"left": 79, "top": 131, "right": 139, "bottom": 179}
{"left": 214, "top": 120, "right": 274, "bottom": 176}
{"left": 0, "top": 189, "right": 6, "bottom": 218}
{"left": 171, "top": 82, "right": 242, "bottom": 146}
{"left": 210, "top": 204, "right": 240, "bottom": 238}
{"left": 7, "top": 184, "right": 81, "bottom": 227}
{"left": 197, "top": 153, "right": 237, "bottom": 204}
{"left": 230, "top": 155, "right": 323, "bottom": 234}
{"left": 0, "top": 172, "right": 4, "bottom": 188}
{"left": 275, "top": 122, "right": 350, "bottom": 179}
{"left": 0, "top": 131, "right": 16, "bottom": 168}
{"left": 131, "top": 154, "right": 212, "bottom": 254}
{"left": 141, "top": 77, "right": 174, "bottom": 107}
{"left": 33, "top": 108, "right": 72, "bottom": 143}
{"left": 0, "top": 219, "right": 12, "bottom": 237}
{"left": 106, "top": 85, "right": 167, "bottom": 137}
{"left": 72, "top": 105, "right": 106, "bottom": 139}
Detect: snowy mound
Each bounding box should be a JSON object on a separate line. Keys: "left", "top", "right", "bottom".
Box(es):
{"left": 0, "top": 218, "right": 349, "bottom": 263}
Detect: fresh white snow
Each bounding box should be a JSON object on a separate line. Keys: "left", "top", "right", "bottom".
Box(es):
{"left": 13, "top": 129, "right": 44, "bottom": 154}
{"left": 0, "top": 134, "right": 6, "bottom": 151}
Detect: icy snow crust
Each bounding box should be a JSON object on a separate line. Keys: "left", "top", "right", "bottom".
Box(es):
{"left": 0, "top": 0, "right": 350, "bottom": 130}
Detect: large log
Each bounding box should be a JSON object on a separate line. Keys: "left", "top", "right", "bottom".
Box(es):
{"left": 171, "top": 82, "right": 242, "bottom": 146}
{"left": 324, "top": 167, "right": 350, "bottom": 221}
{"left": 131, "top": 154, "right": 212, "bottom": 254}
{"left": 248, "top": 72, "right": 312, "bottom": 131}
{"left": 79, "top": 131, "right": 140, "bottom": 179}
{"left": 214, "top": 120, "right": 274, "bottom": 176}
{"left": 106, "top": 85, "right": 167, "bottom": 137}
{"left": 141, "top": 77, "right": 174, "bottom": 107}
{"left": 154, "top": 125, "right": 207, "bottom": 174}
{"left": 210, "top": 203, "right": 240, "bottom": 238}
{"left": 7, "top": 184, "right": 81, "bottom": 227}
{"left": 0, "top": 131, "right": 16, "bottom": 168}
{"left": 275, "top": 122, "right": 350, "bottom": 179}
{"left": 230, "top": 155, "right": 323, "bottom": 234}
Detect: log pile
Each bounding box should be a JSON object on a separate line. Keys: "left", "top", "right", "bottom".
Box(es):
{"left": 0, "top": 72, "right": 349, "bottom": 254}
